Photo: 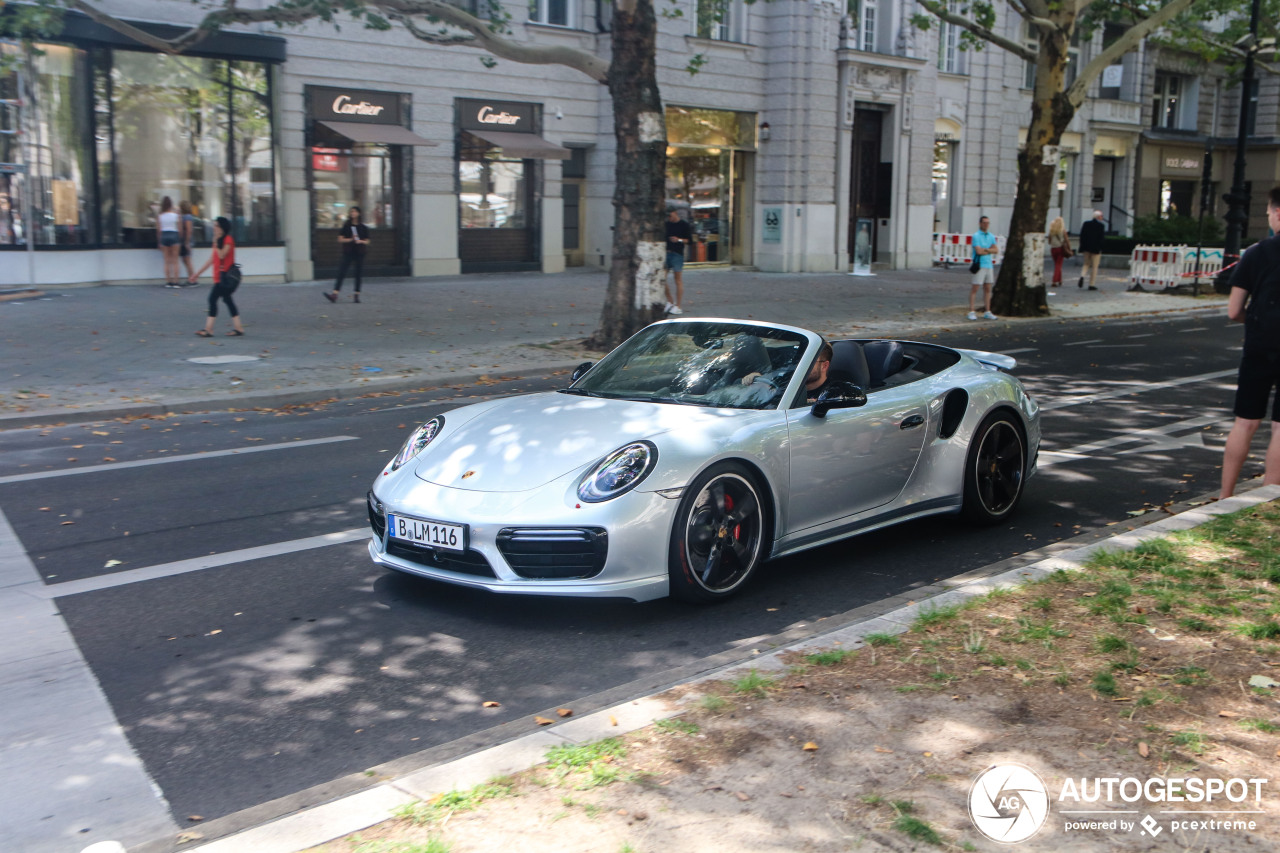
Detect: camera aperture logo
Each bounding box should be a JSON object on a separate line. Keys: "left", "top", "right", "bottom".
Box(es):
{"left": 969, "top": 764, "right": 1051, "bottom": 843}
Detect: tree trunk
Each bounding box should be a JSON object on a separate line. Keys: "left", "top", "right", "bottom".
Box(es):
{"left": 587, "top": 0, "right": 667, "bottom": 351}
{"left": 991, "top": 26, "right": 1076, "bottom": 318}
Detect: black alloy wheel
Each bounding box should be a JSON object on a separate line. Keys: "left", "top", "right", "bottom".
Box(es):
{"left": 962, "top": 412, "right": 1027, "bottom": 525}
{"left": 668, "top": 462, "right": 767, "bottom": 602}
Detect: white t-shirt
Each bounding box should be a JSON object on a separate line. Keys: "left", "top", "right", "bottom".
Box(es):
{"left": 158, "top": 211, "right": 180, "bottom": 232}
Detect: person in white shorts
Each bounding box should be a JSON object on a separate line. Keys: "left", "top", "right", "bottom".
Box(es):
{"left": 968, "top": 216, "right": 999, "bottom": 320}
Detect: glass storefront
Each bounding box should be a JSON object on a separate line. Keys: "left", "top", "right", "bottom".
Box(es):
{"left": 309, "top": 135, "right": 407, "bottom": 277}
{"left": 1, "top": 42, "right": 278, "bottom": 251}
{"left": 664, "top": 106, "right": 755, "bottom": 265}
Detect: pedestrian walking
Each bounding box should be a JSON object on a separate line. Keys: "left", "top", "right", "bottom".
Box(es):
{"left": 157, "top": 196, "right": 182, "bottom": 288}
{"left": 190, "top": 216, "right": 245, "bottom": 337}
{"left": 1220, "top": 187, "right": 1280, "bottom": 499}
{"left": 324, "top": 206, "right": 370, "bottom": 303}
{"left": 1047, "top": 216, "right": 1072, "bottom": 290}
{"left": 1078, "top": 210, "right": 1106, "bottom": 290}
{"left": 178, "top": 200, "right": 197, "bottom": 285}
{"left": 663, "top": 209, "right": 691, "bottom": 315}
{"left": 967, "top": 215, "right": 998, "bottom": 321}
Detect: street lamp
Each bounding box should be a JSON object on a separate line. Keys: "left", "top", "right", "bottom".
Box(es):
{"left": 1219, "top": 0, "right": 1263, "bottom": 290}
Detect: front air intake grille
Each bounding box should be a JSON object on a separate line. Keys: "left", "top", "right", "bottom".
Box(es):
{"left": 367, "top": 492, "right": 386, "bottom": 539}
{"left": 496, "top": 527, "right": 608, "bottom": 580}
{"left": 386, "top": 540, "right": 497, "bottom": 578}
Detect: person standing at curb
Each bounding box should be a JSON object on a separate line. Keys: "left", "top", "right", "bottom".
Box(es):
{"left": 178, "top": 200, "right": 197, "bottom": 286}
{"left": 1078, "top": 210, "right": 1106, "bottom": 291}
{"left": 968, "top": 215, "right": 998, "bottom": 321}
{"left": 325, "top": 206, "right": 370, "bottom": 303}
{"left": 190, "top": 216, "right": 245, "bottom": 337}
{"left": 1047, "top": 216, "right": 1072, "bottom": 290}
{"left": 663, "top": 209, "right": 691, "bottom": 315}
{"left": 1221, "top": 187, "right": 1280, "bottom": 499}
{"left": 157, "top": 196, "right": 182, "bottom": 288}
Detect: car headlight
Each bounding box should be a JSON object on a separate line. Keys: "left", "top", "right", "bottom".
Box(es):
{"left": 391, "top": 416, "right": 444, "bottom": 471}
{"left": 577, "top": 441, "right": 658, "bottom": 502}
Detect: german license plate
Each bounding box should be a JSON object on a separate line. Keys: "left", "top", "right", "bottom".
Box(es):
{"left": 387, "top": 515, "right": 467, "bottom": 552}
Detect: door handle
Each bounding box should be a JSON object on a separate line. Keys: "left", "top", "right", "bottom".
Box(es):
{"left": 900, "top": 414, "right": 925, "bottom": 430}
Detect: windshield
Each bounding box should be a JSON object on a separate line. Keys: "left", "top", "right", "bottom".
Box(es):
{"left": 569, "top": 322, "right": 809, "bottom": 410}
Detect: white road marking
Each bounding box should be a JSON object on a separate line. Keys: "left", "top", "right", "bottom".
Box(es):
{"left": 1039, "top": 368, "right": 1237, "bottom": 412}
{"left": 1000, "top": 348, "right": 1038, "bottom": 355}
{"left": 24, "top": 528, "right": 370, "bottom": 599}
{"left": 1179, "top": 327, "right": 1209, "bottom": 333}
{"left": 1127, "top": 333, "right": 1155, "bottom": 339}
{"left": 1038, "top": 414, "right": 1227, "bottom": 467}
{"left": 0, "top": 435, "right": 359, "bottom": 485}
{"left": 1064, "top": 338, "right": 1103, "bottom": 346}
{"left": 0, "top": 508, "right": 177, "bottom": 849}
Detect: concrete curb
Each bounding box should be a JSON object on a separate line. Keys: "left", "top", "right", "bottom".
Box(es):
{"left": 151, "top": 484, "right": 1280, "bottom": 853}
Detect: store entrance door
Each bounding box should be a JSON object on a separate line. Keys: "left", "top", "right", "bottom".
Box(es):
{"left": 310, "top": 144, "right": 408, "bottom": 278}
{"left": 849, "top": 108, "right": 890, "bottom": 265}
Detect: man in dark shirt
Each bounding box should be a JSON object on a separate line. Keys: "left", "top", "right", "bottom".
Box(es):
{"left": 804, "top": 341, "right": 835, "bottom": 403}
{"left": 1077, "top": 210, "right": 1106, "bottom": 290}
{"left": 1221, "top": 186, "right": 1280, "bottom": 498}
{"left": 664, "top": 210, "right": 692, "bottom": 315}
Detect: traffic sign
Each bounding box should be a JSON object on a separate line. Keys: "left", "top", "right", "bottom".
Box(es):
{"left": 0, "top": 162, "right": 26, "bottom": 174}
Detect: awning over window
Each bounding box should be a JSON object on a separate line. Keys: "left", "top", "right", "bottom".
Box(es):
{"left": 318, "top": 120, "right": 438, "bottom": 146}
{"left": 467, "top": 130, "right": 571, "bottom": 160}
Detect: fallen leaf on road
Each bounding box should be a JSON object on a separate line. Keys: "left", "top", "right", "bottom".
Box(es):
{"left": 104, "top": 560, "right": 122, "bottom": 568}
{"left": 245, "top": 437, "right": 264, "bottom": 442}
{"left": 208, "top": 629, "right": 222, "bottom": 635}
{"left": 482, "top": 701, "right": 501, "bottom": 708}
{"left": 1139, "top": 742, "right": 1150, "bottom": 758}
{"left": 103, "top": 457, "right": 116, "bottom": 462}
{"left": 1218, "top": 710, "right": 1241, "bottom": 718}
{"left": 557, "top": 708, "right": 573, "bottom": 717}
{"left": 802, "top": 742, "right": 819, "bottom": 751}
{"left": 610, "top": 715, "right": 618, "bottom": 726}
{"left": 874, "top": 746, "right": 893, "bottom": 754}
{"left": 92, "top": 431, "right": 109, "bottom": 436}
{"left": 534, "top": 716, "right": 554, "bottom": 726}
{"left": 60, "top": 521, "right": 74, "bottom": 526}
{"left": 39, "top": 507, "right": 50, "bottom": 511}
{"left": 176, "top": 832, "right": 203, "bottom": 843}
{"left": 187, "top": 815, "right": 203, "bottom": 821}
{"left": 734, "top": 791, "right": 750, "bottom": 801}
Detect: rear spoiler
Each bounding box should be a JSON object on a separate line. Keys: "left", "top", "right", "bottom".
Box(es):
{"left": 958, "top": 349, "right": 1017, "bottom": 371}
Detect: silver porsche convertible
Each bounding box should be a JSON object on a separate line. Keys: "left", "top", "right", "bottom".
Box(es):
{"left": 367, "top": 319, "right": 1040, "bottom": 602}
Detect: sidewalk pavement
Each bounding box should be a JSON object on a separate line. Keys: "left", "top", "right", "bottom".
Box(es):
{"left": 1, "top": 263, "right": 1225, "bottom": 428}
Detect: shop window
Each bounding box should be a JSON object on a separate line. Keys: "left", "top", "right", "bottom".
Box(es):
{"left": 530, "top": 0, "right": 575, "bottom": 27}
{"left": 1160, "top": 179, "right": 1194, "bottom": 219}
{"left": 106, "top": 51, "right": 277, "bottom": 247}
{"left": 695, "top": 0, "right": 745, "bottom": 43}
{"left": 1, "top": 43, "right": 96, "bottom": 246}
{"left": 458, "top": 134, "right": 528, "bottom": 230}
{"left": 938, "top": 3, "right": 966, "bottom": 75}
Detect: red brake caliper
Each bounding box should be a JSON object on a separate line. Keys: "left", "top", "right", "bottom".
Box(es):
{"left": 725, "top": 494, "right": 740, "bottom": 539}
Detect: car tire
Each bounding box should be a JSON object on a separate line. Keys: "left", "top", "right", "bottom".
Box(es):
{"left": 962, "top": 410, "right": 1027, "bottom": 525}
{"left": 668, "top": 462, "right": 767, "bottom": 602}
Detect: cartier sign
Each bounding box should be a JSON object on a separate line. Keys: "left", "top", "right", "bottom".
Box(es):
{"left": 459, "top": 98, "right": 535, "bottom": 133}
{"left": 309, "top": 86, "right": 401, "bottom": 124}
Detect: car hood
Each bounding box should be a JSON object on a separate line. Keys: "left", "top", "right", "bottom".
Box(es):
{"left": 413, "top": 392, "right": 733, "bottom": 493}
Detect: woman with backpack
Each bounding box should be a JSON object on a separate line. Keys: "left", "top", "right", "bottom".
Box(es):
{"left": 190, "top": 216, "right": 245, "bottom": 337}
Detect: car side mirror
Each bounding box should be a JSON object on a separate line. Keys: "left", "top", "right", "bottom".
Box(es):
{"left": 811, "top": 382, "right": 868, "bottom": 418}
{"left": 571, "top": 361, "right": 594, "bottom": 382}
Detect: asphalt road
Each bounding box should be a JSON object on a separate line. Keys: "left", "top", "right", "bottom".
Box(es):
{"left": 0, "top": 311, "right": 1254, "bottom": 830}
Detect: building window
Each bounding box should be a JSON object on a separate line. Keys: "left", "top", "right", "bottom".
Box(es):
{"left": 857, "top": 0, "right": 877, "bottom": 53}
{"left": 529, "top": 0, "right": 573, "bottom": 27}
{"left": 938, "top": 3, "right": 965, "bottom": 74}
{"left": 696, "top": 0, "right": 744, "bottom": 42}
{"left": 1152, "top": 73, "right": 1182, "bottom": 129}
{"left": 1, "top": 43, "right": 97, "bottom": 246}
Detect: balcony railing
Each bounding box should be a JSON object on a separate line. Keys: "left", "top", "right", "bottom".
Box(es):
{"left": 1092, "top": 100, "right": 1142, "bottom": 125}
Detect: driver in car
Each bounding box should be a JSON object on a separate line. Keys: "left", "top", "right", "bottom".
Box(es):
{"left": 740, "top": 341, "right": 833, "bottom": 402}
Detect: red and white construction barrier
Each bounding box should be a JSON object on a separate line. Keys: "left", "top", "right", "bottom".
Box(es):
{"left": 1128, "top": 245, "right": 1225, "bottom": 290}
{"left": 932, "top": 232, "right": 1008, "bottom": 267}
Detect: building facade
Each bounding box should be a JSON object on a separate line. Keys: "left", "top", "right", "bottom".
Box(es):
{"left": 1, "top": 1, "right": 1273, "bottom": 288}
